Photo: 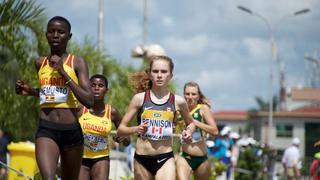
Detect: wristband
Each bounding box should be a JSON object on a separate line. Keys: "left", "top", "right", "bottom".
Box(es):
{"left": 65, "top": 78, "right": 72, "bottom": 85}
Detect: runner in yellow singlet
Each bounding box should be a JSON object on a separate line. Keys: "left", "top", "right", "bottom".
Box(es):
{"left": 78, "top": 74, "right": 130, "bottom": 180}
{"left": 15, "top": 16, "right": 93, "bottom": 180}
{"left": 176, "top": 82, "right": 218, "bottom": 180}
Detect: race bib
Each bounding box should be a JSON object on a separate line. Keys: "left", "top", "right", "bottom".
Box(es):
{"left": 180, "top": 128, "right": 202, "bottom": 144}
{"left": 140, "top": 109, "right": 174, "bottom": 140}
{"left": 83, "top": 133, "right": 108, "bottom": 152}
{"left": 192, "top": 129, "right": 202, "bottom": 142}
{"left": 39, "top": 85, "right": 69, "bottom": 104}
{"left": 141, "top": 119, "right": 173, "bottom": 140}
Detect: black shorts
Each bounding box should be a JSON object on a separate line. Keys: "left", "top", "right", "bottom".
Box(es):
{"left": 134, "top": 151, "right": 174, "bottom": 176}
{"left": 82, "top": 156, "right": 110, "bottom": 169}
{"left": 35, "top": 119, "right": 83, "bottom": 150}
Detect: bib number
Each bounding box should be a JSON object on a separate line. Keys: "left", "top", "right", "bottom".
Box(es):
{"left": 40, "top": 85, "right": 69, "bottom": 104}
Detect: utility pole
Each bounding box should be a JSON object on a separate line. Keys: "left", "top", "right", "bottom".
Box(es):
{"left": 97, "top": 0, "right": 104, "bottom": 73}
{"left": 98, "top": 0, "right": 104, "bottom": 51}
{"left": 143, "top": 0, "right": 148, "bottom": 45}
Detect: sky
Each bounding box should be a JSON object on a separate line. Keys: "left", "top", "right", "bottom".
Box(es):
{"left": 36, "top": 0, "right": 320, "bottom": 111}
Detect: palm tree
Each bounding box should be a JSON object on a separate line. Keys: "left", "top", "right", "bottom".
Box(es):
{"left": 0, "top": 0, "right": 46, "bottom": 62}
{"left": 248, "top": 96, "right": 278, "bottom": 113}
{"left": 69, "top": 37, "right": 135, "bottom": 115}
{"left": 0, "top": 0, "right": 46, "bottom": 140}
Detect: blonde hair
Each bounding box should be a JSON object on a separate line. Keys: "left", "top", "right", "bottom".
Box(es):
{"left": 183, "top": 81, "right": 211, "bottom": 108}
{"left": 130, "top": 55, "right": 174, "bottom": 93}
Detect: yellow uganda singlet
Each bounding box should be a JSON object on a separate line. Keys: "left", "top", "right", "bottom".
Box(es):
{"left": 38, "top": 54, "right": 79, "bottom": 108}
{"left": 79, "top": 105, "right": 113, "bottom": 159}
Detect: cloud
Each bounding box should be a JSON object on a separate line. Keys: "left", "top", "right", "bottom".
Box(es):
{"left": 242, "top": 37, "right": 269, "bottom": 61}
{"left": 175, "top": 68, "right": 242, "bottom": 90}
{"left": 162, "top": 34, "right": 209, "bottom": 56}
{"left": 119, "top": 19, "right": 142, "bottom": 39}
{"left": 162, "top": 16, "right": 174, "bottom": 27}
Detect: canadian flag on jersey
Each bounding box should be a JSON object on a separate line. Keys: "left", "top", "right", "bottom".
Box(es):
{"left": 152, "top": 127, "right": 163, "bottom": 134}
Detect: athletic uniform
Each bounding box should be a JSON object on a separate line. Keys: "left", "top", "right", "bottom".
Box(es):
{"left": 181, "top": 104, "right": 208, "bottom": 171}
{"left": 134, "top": 90, "right": 176, "bottom": 175}
{"left": 79, "top": 105, "right": 113, "bottom": 168}
{"left": 35, "top": 54, "right": 83, "bottom": 149}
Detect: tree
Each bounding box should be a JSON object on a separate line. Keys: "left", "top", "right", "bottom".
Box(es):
{"left": 248, "top": 96, "right": 278, "bottom": 113}
{"left": 69, "top": 37, "right": 135, "bottom": 115}
{"left": 235, "top": 146, "right": 263, "bottom": 180}
{"left": 0, "top": 0, "right": 46, "bottom": 141}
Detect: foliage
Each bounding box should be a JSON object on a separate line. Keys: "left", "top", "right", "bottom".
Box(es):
{"left": 235, "top": 146, "right": 264, "bottom": 180}
{"left": 211, "top": 157, "right": 228, "bottom": 176}
{"left": 69, "top": 36, "right": 135, "bottom": 115}
{"left": 248, "top": 95, "right": 278, "bottom": 113}
{"left": 0, "top": 0, "right": 46, "bottom": 141}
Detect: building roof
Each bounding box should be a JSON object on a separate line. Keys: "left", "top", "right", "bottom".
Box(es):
{"left": 290, "top": 88, "right": 320, "bottom": 101}
{"left": 213, "top": 107, "right": 320, "bottom": 120}
{"left": 292, "top": 106, "right": 320, "bottom": 113}
{"left": 213, "top": 111, "right": 249, "bottom": 121}
{"left": 255, "top": 110, "right": 320, "bottom": 118}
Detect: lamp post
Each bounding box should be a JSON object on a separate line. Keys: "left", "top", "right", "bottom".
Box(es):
{"left": 305, "top": 55, "right": 320, "bottom": 87}
{"left": 237, "top": 5, "right": 310, "bottom": 145}
{"left": 98, "top": 0, "right": 104, "bottom": 51}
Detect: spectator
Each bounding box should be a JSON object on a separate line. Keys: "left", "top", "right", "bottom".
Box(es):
{"left": 214, "top": 126, "right": 234, "bottom": 180}
{"left": 230, "top": 132, "right": 240, "bottom": 167}
{"left": 282, "top": 137, "right": 301, "bottom": 180}
{"left": 310, "top": 152, "right": 320, "bottom": 180}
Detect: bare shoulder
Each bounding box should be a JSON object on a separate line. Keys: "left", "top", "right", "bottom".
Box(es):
{"left": 35, "top": 56, "right": 46, "bottom": 69}
{"left": 174, "top": 94, "right": 187, "bottom": 111}
{"left": 200, "top": 104, "right": 211, "bottom": 112}
{"left": 174, "top": 94, "right": 186, "bottom": 105}
{"left": 73, "top": 56, "right": 85, "bottom": 63}
{"left": 132, "top": 92, "right": 145, "bottom": 104}
{"left": 73, "top": 56, "right": 87, "bottom": 69}
{"left": 111, "top": 106, "right": 120, "bottom": 114}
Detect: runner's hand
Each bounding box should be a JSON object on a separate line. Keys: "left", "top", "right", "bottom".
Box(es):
{"left": 15, "top": 80, "right": 30, "bottom": 95}
{"left": 182, "top": 129, "right": 192, "bottom": 144}
{"left": 49, "top": 54, "right": 64, "bottom": 73}
{"left": 113, "top": 135, "right": 126, "bottom": 143}
{"left": 113, "top": 135, "right": 130, "bottom": 146}
{"left": 136, "top": 121, "right": 148, "bottom": 135}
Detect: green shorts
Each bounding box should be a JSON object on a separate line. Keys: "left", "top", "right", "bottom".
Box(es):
{"left": 182, "top": 152, "right": 208, "bottom": 171}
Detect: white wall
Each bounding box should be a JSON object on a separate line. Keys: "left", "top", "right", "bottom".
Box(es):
{"left": 271, "top": 119, "right": 305, "bottom": 156}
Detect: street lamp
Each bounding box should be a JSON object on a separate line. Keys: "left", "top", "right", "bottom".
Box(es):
{"left": 98, "top": 0, "right": 104, "bottom": 51}
{"left": 305, "top": 55, "right": 320, "bottom": 87}
{"left": 237, "top": 5, "right": 310, "bottom": 145}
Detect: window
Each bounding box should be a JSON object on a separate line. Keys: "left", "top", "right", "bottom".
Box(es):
{"left": 276, "top": 124, "right": 293, "bottom": 137}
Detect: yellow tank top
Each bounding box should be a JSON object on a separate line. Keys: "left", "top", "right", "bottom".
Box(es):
{"left": 79, "top": 104, "right": 113, "bottom": 159}
{"left": 38, "top": 54, "right": 79, "bottom": 108}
